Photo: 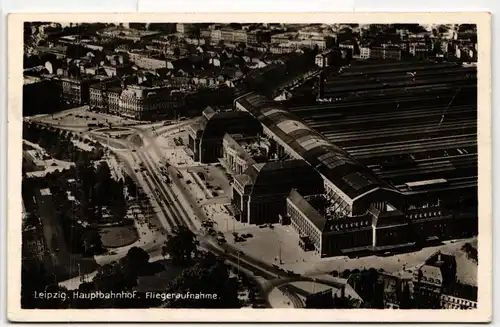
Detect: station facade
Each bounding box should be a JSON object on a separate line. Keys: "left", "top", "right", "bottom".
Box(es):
{"left": 187, "top": 91, "right": 477, "bottom": 257}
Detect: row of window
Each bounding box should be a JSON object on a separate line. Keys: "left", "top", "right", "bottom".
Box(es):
{"left": 407, "top": 211, "right": 443, "bottom": 220}
{"left": 289, "top": 205, "right": 321, "bottom": 246}
{"left": 330, "top": 220, "right": 371, "bottom": 231}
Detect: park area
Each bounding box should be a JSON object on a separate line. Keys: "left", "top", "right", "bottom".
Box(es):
{"left": 98, "top": 224, "right": 139, "bottom": 248}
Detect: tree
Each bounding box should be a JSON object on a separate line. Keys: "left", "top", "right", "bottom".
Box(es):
{"left": 120, "top": 246, "right": 150, "bottom": 277}
{"left": 93, "top": 262, "right": 137, "bottom": 293}
{"left": 164, "top": 226, "right": 197, "bottom": 264}
{"left": 165, "top": 254, "right": 241, "bottom": 308}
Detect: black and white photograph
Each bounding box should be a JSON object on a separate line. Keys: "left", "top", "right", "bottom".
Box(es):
{"left": 7, "top": 13, "right": 492, "bottom": 322}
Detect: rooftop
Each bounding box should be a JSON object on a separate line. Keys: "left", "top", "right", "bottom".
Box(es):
{"left": 98, "top": 26, "right": 162, "bottom": 39}
{"left": 24, "top": 75, "right": 42, "bottom": 85}
{"left": 235, "top": 92, "right": 396, "bottom": 201}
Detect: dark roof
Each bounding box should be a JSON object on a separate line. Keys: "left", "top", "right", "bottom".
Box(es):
{"left": 235, "top": 92, "right": 396, "bottom": 200}
{"left": 288, "top": 189, "right": 326, "bottom": 231}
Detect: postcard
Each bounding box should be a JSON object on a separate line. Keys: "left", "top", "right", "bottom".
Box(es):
{"left": 7, "top": 12, "right": 492, "bottom": 323}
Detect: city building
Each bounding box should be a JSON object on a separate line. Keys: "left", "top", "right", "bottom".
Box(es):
{"left": 315, "top": 50, "right": 339, "bottom": 68}
{"left": 377, "top": 271, "right": 413, "bottom": 309}
{"left": 232, "top": 160, "right": 324, "bottom": 225}
{"left": 410, "top": 44, "right": 430, "bottom": 60}
{"left": 222, "top": 134, "right": 276, "bottom": 175}
{"left": 59, "top": 75, "right": 99, "bottom": 105}
{"left": 183, "top": 85, "right": 236, "bottom": 112}
{"left": 89, "top": 78, "right": 123, "bottom": 113}
{"left": 23, "top": 76, "right": 61, "bottom": 116}
{"left": 271, "top": 32, "right": 298, "bottom": 44}
{"left": 233, "top": 29, "right": 248, "bottom": 43}
{"left": 176, "top": 23, "right": 199, "bottom": 36}
{"left": 234, "top": 77, "right": 477, "bottom": 256}
{"left": 359, "top": 46, "right": 371, "bottom": 59}
{"left": 118, "top": 84, "right": 185, "bottom": 120}
{"left": 370, "top": 47, "right": 402, "bottom": 60}
{"left": 91, "top": 77, "right": 186, "bottom": 120}
{"left": 127, "top": 50, "right": 167, "bottom": 70}
{"left": 413, "top": 249, "right": 478, "bottom": 309}
{"left": 209, "top": 29, "right": 222, "bottom": 43}
{"left": 187, "top": 107, "right": 263, "bottom": 163}
{"left": 305, "top": 276, "right": 363, "bottom": 308}
{"left": 97, "top": 26, "right": 162, "bottom": 42}
{"left": 286, "top": 189, "right": 414, "bottom": 257}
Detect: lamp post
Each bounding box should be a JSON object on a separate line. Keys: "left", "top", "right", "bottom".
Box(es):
{"left": 272, "top": 229, "right": 283, "bottom": 264}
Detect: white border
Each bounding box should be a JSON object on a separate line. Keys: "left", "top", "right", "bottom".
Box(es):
{"left": 5, "top": 12, "right": 493, "bottom": 323}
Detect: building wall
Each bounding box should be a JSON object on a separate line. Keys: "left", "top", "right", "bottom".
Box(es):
{"left": 322, "top": 228, "right": 372, "bottom": 257}
{"left": 91, "top": 85, "right": 185, "bottom": 120}
{"left": 360, "top": 47, "right": 371, "bottom": 59}
{"left": 370, "top": 47, "right": 402, "bottom": 60}
{"left": 413, "top": 279, "right": 442, "bottom": 309}
{"left": 373, "top": 223, "right": 411, "bottom": 248}
{"left": 440, "top": 294, "right": 477, "bottom": 309}
{"left": 198, "top": 113, "right": 262, "bottom": 163}
{"left": 288, "top": 202, "right": 322, "bottom": 252}
{"left": 23, "top": 79, "right": 61, "bottom": 116}
{"left": 60, "top": 77, "right": 95, "bottom": 105}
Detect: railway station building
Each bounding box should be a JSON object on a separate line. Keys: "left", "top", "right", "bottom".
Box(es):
{"left": 231, "top": 160, "right": 324, "bottom": 225}
{"left": 233, "top": 85, "right": 477, "bottom": 257}
{"left": 187, "top": 106, "right": 263, "bottom": 163}
{"left": 221, "top": 133, "right": 276, "bottom": 175}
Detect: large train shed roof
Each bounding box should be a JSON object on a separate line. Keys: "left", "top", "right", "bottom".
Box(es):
{"left": 235, "top": 92, "right": 398, "bottom": 200}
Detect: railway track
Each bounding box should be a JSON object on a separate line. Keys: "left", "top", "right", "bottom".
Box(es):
{"left": 397, "top": 176, "right": 478, "bottom": 194}
{"left": 135, "top": 149, "right": 196, "bottom": 230}
{"left": 289, "top": 88, "right": 476, "bottom": 114}
{"left": 302, "top": 105, "right": 476, "bottom": 127}
{"left": 347, "top": 136, "right": 476, "bottom": 159}
{"left": 321, "top": 120, "right": 477, "bottom": 148}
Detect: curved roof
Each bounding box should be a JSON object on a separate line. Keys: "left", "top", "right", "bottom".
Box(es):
{"left": 242, "top": 160, "right": 324, "bottom": 198}
{"left": 200, "top": 110, "right": 262, "bottom": 141}
{"left": 235, "top": 92, "right": 397, "bottom": 200}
